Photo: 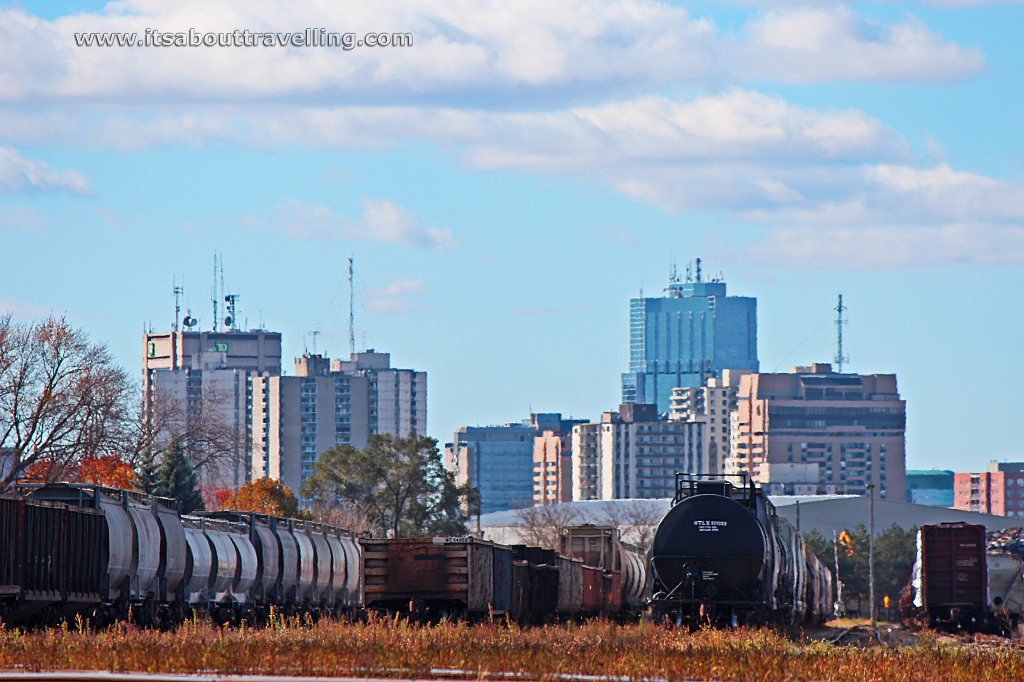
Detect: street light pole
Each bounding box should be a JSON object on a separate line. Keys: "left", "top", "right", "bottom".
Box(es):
{"left": 868, "top": 482, "right": 876, "bottom": 630}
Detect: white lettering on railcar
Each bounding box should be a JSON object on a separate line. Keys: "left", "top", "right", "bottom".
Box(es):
{"left": 694, "top": 520, "right": 727, "bottom": 532}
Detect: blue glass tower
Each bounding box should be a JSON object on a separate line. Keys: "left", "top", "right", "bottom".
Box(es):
{"left": 621, "top": 262, "right": 758, "bottom": 414}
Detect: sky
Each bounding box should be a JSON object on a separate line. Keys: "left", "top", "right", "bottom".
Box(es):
{"left": 1, "top": 0, "right": 1022, "bottom": 474}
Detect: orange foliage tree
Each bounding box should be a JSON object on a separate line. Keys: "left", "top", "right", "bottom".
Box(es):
{"left": 219, "top": 478, "right": 303, "bottom": 518}
{"left": 22, "top": 453, "right": 137, "bottom": 490}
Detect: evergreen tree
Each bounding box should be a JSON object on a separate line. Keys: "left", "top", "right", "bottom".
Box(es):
{"left": 155, "top": 438, "right": 205, "bottom": 513}
{"left": 134, "top": 448, "right": 159, "bottom": 494}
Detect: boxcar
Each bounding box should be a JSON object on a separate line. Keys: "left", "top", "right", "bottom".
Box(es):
{"left": 911, "top": 523, "right": 987, "bottom": 629}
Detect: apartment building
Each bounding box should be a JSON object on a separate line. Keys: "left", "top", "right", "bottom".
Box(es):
{"left": 728, "top": 363, "right": 906, "bottom": 500}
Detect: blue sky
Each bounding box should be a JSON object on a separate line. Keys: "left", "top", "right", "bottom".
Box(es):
{"left": 1, "top": 0, "right": 1023, "bottom": 474}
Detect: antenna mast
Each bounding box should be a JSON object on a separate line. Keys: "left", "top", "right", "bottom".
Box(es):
{"left": 348, "top": 257, "right": 355, "bottom": 356}
{"left": 212, "top": 252, "right": 219, "bottom": 333}
{"left": 308, "top": 329, "right": 321, "bottom": 355}
{"left": 834, "top": 294, "right": 848, "bottom": 373}
{"left": 173, "top": 276, "right": 183, "bottom": 332}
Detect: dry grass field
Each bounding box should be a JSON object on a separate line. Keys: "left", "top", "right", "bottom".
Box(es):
{"left": 0, "top": 615, "right": 1023, "bottom": 681}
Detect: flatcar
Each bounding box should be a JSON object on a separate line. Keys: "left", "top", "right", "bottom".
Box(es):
{"left": 648, "top": 475, "right": 832, "bottom": 627}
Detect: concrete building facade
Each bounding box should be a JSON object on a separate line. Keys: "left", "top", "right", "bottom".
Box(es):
{"left": 532, "top": 413, "right": 587, "bottom": 506}
{"left": 143, "top": 329, "right": 283, "bottom": 492}
{"left": 621, "top": 262, "right": 758, "bottom": 414}
{"left": 955, "top": 463, "right": 1024, "bottom": 517}
{"left": 571, "top": 404, "right": 705, "bottom": 501}
{"left": 728, "top": 363, "right": 906, "bottom": 500}
{"left": 251, "top": 351, "right": 426, "bottom": 494}
{"left": 668, "top": 369, "right": 751, "bottom": 475}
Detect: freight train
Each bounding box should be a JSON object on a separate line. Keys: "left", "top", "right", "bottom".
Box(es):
{"left": 648, "top": 475, "right": 833, "bottom": 627}
{"left": 0, "top": 484, "right": 361, "bottom": 627}
{"left": 1, "top": 478, "right": 834, "bottom": 629}
{"left": 900, "top": 522, "right": 1024, "bottom": 635}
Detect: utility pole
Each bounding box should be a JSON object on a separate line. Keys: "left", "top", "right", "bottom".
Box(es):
{"left": 834, "top": 294, "right": 848, "bottom": 373}
{"left": 868, "top": 481, "right": 876, "bottom": 629}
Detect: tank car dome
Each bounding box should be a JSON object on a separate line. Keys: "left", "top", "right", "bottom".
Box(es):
{"left": 651, "top": 494, "right": 767, "bottom": 596}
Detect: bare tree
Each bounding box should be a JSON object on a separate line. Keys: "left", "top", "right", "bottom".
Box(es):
{"left": 513, "top": 503, "right": 583, "bottom": 549}
{"left": 0, "top": 315, "right": 134, "bottom": 488}
{"left": 597, "top": 499, "right": 665, "bottom": 553}
{"left": 143, "top": 383, "right": 243, "bottom": 491}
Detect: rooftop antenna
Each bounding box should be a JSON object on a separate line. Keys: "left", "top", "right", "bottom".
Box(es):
{"left": 348, "top": 257, "right": 356, "bottom": 357}
{"left": 224, "top": 293, "right": 239, "bottom": 331}
{"left": 308, "top": 329, "right": 321, "bottom": 355}
{"left": 173, "top": 276, "right": 183, "bottom": 332}
{"left": 834, "top": 294, "right": 848, "bottom": 373}
{"left": 219, "top": 255, "right": 225, "bottom": 327}
{"left": 211, "top": 252, "right": 219, "bottom": 333}
{"left": 695, "top": 257, "right": 702, "bottom": 283}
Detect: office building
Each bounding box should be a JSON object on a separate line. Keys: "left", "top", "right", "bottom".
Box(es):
{"left": 532, "top": 413, "right": 587, "bottom": 506}
{"left": 621, "top": 261, "right": 758, "bottom": 415}
{"left": 252, "top": 351, "right": 427, "bottom": 494}
{"left": 143, "top": 329, "right": 283, "bottom": 491}
{"left": 445, "top": 421, "right": 540, "bottom": 514}
{"left": 906, "top": 469, "right": 955, "bottom": 507}
{"left": 668, "top": 369, "right": 751, "bottom": 475}
{"left": 571, "top": 404, "right": 705, "bottom": 501}
{"left": 728, "top": 363, "right": 906, "bottom": 500}
{"left": 955, "top": 463, "right": 1024, "bottom": 517}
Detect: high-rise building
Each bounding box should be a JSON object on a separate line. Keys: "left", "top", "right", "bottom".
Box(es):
{"left": 571, "top": 404, "right": 705, "bottom": 501}
{"left": 445, "top": 421, "right": 540, "bottom": 514}
{"left": 532, "top": 413, "right": 587, "bottom": 506}
{"left": 955, "top": 463, "right": 1024, "bottom": 517}
{"left": 906, "top": 469, "right": 955, "bottom": 507}
{"left": 668, "top": 369, "right": 751, "bottom": 475}
{"left": 143, "top": 329, "right": 283, "bottom": 491}
{"left": 621, "top": 261, "right": 758, "bottom": 415}
{"left": 728, "top": 363, "right": 906, "bottom": 500}
{"left": 251, "top": 351, "right": 427, "bottom": 494}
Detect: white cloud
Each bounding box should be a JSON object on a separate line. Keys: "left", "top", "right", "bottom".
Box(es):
{"left": 732, "top": 225, "right": 1024, "bottom": 269}
{"left": 0, "top": 298, "right": 54, "bottom": 318}
{"left": 736, "top": 8, "right": 984, "bottom": 83}
{"left": 0, "top": 147, "right": 91, "bottom": 195}
{"left": 365, "top": 278, "right": 426, "bottom": 314}
{"left": 0, "top": 206, "right": 48, "bottom": 232}
{"left": 0, "top": 0, "right": 983, "bottom": 114}
{"left": 365, "top": 278, "right": 425, "bottom": 297}
{"left": 264, "top": 197, "right": 457, "bottom": 251}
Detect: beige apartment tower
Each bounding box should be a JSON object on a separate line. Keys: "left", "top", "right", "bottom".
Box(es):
{"left": 251, "top": 351, "right": 427, "bottom": 494}
{"left": 727, "top": 363, "right": 906, "bottom": 500}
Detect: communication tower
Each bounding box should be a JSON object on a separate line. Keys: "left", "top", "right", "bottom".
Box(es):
{"left": 834, "top": 294, "right": 848, "bottom": 373}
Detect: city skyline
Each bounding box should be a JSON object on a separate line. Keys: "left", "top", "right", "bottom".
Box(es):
{"left": 1, "top": 0, "right": 1022, "bottom": 476}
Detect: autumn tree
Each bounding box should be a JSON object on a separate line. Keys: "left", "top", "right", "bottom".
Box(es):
{"left": 804, "top": 523, "right": 916, "bottom": 609}
{"left": 220, "top": 478, "right": 302, "bottom": 518}
{"left": 0, "top": 314, "right": 135, "bottom": 488}
{"left": 302, "top": 434, "right": 476, "bottom": 538}
{"left": 154, "top": 438, "right": 205, "bottom": 513}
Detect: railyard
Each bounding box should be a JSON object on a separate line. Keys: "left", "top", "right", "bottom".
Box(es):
{"left": 1, "top": 617, "right": 1024, "bottom": 682}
